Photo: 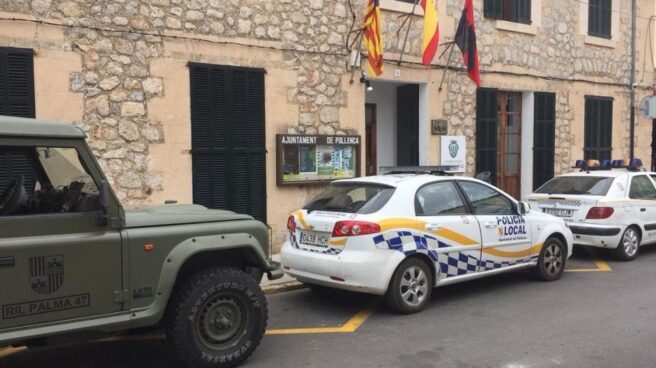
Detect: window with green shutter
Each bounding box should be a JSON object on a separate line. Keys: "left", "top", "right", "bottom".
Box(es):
{"left": 588, "top": 0, "right": 612, "bottom": 39}
{"left": 189, "top": 63, "right": 267, "bottom": 223}
{"left": 584, "top": 96, "right": 613, "bottom": 161}
{"left": 484, "top": 0, "right": 531, "bottom": 24}
{"left": 476, "top": 88, "right": 499, "bottom": 185}
{"left": 533, "top": 92, "right": 555, "bottom": 190}
{"left": 0, "top": 47, "right": 36, "bottom": 195}
{"left": 0, "top": 47, "right": 35, "bottom": 118}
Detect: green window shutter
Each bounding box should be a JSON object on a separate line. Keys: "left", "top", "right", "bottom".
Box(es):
{"left": 484, "top": 0, "right": 503, "bottom": 19}
{"left": 588, "top": 0, "right": 612, "bottom": 39}
{"left": 0, "top": 47, "right": 35, "bottom": 118}
{"left": 517, "top": 0, "right": 532, "bottom": 24}
{"left": 189, "top": 63, "right": 267, "bottom": 223}
{"left": 476, "top": 88, "right": 499, "bottom": 185}
{"left": 533, "top": 92, "right": 555, "bottom": 190}
{"left": 584, "top": 96, "right": 613, "bottom": 161}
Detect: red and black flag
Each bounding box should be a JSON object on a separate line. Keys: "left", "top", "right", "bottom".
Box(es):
{"left": 454, "top": 0, "right": 480, "bottom": 86}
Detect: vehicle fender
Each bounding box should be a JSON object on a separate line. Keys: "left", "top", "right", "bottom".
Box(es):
{"left": 532, "top": 221, "right": 574, "bottom": 258}
{"left": 128, "top": 232, "right": 269, "bottom": 327}
{"left": 376, "top": 238, "right": 440, "bottom": 289}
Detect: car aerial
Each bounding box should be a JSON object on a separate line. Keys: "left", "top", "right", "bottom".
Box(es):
{"left": 0, "top": 116, "right": 283, "bottom": 368}
{"left": 527, "top": 158, "right": 656, "bottom": 261}
{"left": 280, "top": 167, "right": 573, "bottom": 314}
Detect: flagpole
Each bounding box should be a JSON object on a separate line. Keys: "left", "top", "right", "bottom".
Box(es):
{"left": 397, "top": 0, "right": 420, "bottom": 66}
{"left": 438, "top": 41, "right": 455, "bottom": 92}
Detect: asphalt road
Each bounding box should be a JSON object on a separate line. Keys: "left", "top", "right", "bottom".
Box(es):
{"left": 3, "top": 247, "right": 656, "bottom": 368}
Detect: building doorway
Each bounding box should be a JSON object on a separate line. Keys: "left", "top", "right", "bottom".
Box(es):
{"left": 477, "top": 89, "right": 555, "bottom": 200}
{"left": 365, "top": 81, "right": 427, "bottom": 173}
{"left": 497, "top": 91, "right": 522, "bottom": 199}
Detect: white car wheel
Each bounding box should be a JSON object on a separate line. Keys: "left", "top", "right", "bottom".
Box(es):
{"left": 385, "top": 258, "right": 433, "bottom": 314}
{"left": 615, "top": 227, "right": 640, "bottom": 261}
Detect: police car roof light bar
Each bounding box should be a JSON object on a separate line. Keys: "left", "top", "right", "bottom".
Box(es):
{"left": 574, "top": 158, "right": 643, "bottom": 172}
{"left": 380, "top": 166, "right": 459, "bottom": 176}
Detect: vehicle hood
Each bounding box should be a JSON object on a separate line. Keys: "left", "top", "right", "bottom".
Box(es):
{"left": 124, "top": 204, "right": 253, "bottom": 228}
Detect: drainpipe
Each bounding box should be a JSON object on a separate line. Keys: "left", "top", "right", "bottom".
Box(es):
{"left": 630, "top": 0, "right": 637, "bottom": 159}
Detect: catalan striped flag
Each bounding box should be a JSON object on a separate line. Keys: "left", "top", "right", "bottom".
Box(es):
{"left": 420, "top": 0, "right": 439, "bottom": 66}
{"left": 363, "top": 0, "right": 383, "bottom": 77}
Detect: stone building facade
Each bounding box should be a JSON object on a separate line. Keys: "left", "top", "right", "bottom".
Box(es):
{"left": 0, "top": 0, "right": 654, "bottom": 250}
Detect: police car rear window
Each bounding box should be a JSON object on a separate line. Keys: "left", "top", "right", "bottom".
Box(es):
{"left": 303, "top": 183, "right": 395, "bottom": 214}
{"left": 535, "top": 176, "right": 614, "bottom": 196}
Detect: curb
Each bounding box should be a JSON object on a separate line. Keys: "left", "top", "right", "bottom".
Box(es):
{"left": 262, "top": 281, "right": 305, "bottom": 295}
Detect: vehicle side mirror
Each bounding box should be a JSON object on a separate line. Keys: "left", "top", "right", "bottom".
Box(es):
{"left": 518, "top": 201, "right": 530, "bottom": 215}
{"left": 98, "top": 180, "right": 110, "bottom": 226}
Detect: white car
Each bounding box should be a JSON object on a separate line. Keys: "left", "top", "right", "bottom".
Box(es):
{"left": 528, "top": 160, "right": 656, "bottom": 261}
{"left": 281, "top": 172, "right": 573, "bottom": 313}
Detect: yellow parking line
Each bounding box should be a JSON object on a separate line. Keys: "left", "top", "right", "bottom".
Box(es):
{"left": 0, "top": 347, "right": 27, "bottom": 358}
{"left": 565, "top": 248, "right": 612, "bottom": 273}
{"left": 566, "top": 258, "right": 612, "bottom": 272}
{"left": 266, "top": 301, "right": 378, "bottom": 335}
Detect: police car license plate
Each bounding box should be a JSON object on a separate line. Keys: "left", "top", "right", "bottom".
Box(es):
{"left": 300, "top": 231, "right": 330, "bottom": 247}
{"left": 543, "top": 208, "right": 573, "bottom": 217}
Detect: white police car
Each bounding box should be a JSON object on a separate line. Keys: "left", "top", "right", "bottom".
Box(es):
{"left": 281, "top": 168, "right": 573, "bottom": 313}
{"left": 528, "top": 159, "right": 656, "bottom": 261}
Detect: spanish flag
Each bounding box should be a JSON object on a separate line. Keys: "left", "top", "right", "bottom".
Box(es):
{"left": 420, "top": 0, "right": 439, "bottom": 66}
{"left": 364, "top": 0, "right": 383, "bottom": 77}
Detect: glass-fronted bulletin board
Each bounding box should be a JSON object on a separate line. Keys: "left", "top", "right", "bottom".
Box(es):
{"left": 276, "top": 134, "right": 361, "bottom": 185}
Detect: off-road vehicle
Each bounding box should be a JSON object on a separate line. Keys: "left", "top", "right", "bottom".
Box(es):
{"left": 0, "top": 116, "right": 283, "bottom": 368}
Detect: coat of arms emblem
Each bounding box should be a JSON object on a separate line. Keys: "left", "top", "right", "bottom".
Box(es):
{"left": 448, "top": 140, "right": 459, "bottom": 158}
{"left": 29, "top": 255, "right": 64, "bottom": 294}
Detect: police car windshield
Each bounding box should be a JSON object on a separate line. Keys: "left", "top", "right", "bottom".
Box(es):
{"left": 303, "top": 183, "right": 395, "bottom": 214}
{"left": 535, "top": 176, "right": 614, "bottom": 196}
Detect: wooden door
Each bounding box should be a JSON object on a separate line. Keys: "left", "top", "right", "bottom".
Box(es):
{"left": 497, "top": 92, "right": 522, "bottom": 199}
{"left": 365, "top": 103, "right": 377, "bottom": 176}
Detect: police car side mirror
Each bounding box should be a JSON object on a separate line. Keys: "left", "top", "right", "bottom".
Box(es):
{"left": 518, "top": 201, "right": 530, "bottom": 215}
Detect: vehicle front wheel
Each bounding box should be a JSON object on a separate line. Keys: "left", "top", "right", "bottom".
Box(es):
{"left": 615, "top": 226, "right": 640, "bottom": 261}
{"left": 534, "top": 237, "right": 566, "bottom": 281}
{"left": 385, "top": 258, "right": 433, "bottom": 314}
{"left": 165, "top": 267, "right": 267, "bottom": 368}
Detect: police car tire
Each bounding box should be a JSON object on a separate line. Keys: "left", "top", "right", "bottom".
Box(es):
{"left": 165, "top": 266, "right": 267, "bottom": 368}
{"left": 385, "top": 258, "right": 433, "bottom": 314}
{"left": 614, "top": 226, "right": 640, "bottom": 262}
{"left": 534, "top": 237, "right": 566, "bottom": 282}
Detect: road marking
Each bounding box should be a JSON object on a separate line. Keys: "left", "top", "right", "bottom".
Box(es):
{"left": 566, "top": 258, "right": 612, "bottom": 272}
{"left": 0, "top": 347, "right": 27, "bottom": 358}
{"left": 565, "top": 248, "right": 612, "bottom": 273}
{"left": 266, "top": 300, "right": 378, "bottom": 335}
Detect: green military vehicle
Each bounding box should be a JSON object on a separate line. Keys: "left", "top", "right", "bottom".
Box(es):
{"left": 0, "top": 116, "right": 283, "bottom": 368}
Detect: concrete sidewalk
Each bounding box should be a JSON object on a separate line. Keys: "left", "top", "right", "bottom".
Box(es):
{"left": 260, "top": 254, "right": 303, "bottom": 294}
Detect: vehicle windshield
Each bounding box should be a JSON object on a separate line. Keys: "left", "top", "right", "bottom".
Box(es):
{"left": 535, "top": 176, "right": 614, "bottom": 196}
{"left": 303, "top": 183, "right": 395, "bottom": 214}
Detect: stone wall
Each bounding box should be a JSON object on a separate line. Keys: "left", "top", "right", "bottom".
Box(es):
{"left": 0, "top": 0, "right": 358, "bottom": 203}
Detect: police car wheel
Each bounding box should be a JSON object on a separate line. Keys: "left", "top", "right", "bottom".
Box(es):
{"left": 534, "top": 237, "right": 566, "bottom": 282}
{"left": 385, "top": 258, "right": 433, "bottom": 314}
{"left": 165, "top": 266, "right": 267, "bottom": 368}
{"left": 615, "top": 226, "right": 640, "bottom": 261}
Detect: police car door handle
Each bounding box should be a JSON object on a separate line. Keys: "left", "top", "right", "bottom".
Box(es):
{"left": 425, "top": 224, "right": 443, "bottom": 231}
{"left": 485, "top": 222, "right": 497, "bottom": 229}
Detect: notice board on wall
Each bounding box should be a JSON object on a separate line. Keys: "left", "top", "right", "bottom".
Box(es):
{"left": 276, "top": 134, "right": 361, "bottom": 185}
